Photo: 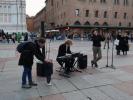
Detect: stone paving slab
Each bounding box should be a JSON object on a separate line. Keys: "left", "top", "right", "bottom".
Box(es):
{"left": 52, "top": 79, "right": 77, "bottom": 93}
{"left": 98, "top": 85, "right": 133, "bottom": 100}
{"left": 68, "top": 76, "right": 93, "bottom": 89}
{"left": 81, "top": 88, "right": 113, "bottom": 100}
{"left": 62, "top": 91, "right": 88, "bottom": 100}
{"left": 113, "top": 80, "right": 133, "bottom": 96}
{"left": 36, "top": 80, "right": 59, "bottom": 97}
{"left": 0, "top": 50, "right": 15, "bottom": 58}
{"left": 41, "top": 94, "right": 65, "bottom": 100}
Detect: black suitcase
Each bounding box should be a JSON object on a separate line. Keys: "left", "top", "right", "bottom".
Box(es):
{"left": 36, "top": 61, "right": 53, "bottom": 77}
{"left": 78, "top": 55, "right": 87, "bottom": 69}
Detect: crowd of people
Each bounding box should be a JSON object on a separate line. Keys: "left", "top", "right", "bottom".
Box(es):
{"left": 0, "top": 30, "right": 36, "bottom": 43}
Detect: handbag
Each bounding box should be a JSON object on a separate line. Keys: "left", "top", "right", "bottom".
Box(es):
{"left": 114, "top": 39, "right": 119, "bottom": 45}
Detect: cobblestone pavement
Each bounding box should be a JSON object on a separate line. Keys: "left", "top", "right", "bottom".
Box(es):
{"left": 0, "top": 40, "right": 133, "bottom": 100}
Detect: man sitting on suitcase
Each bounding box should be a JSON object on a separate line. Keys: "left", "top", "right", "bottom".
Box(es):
{"left": 18, "top": 37, "right": 46, "bottom": 89}
{"left": 56, "top": 39, "right": 75, "bottom": 76}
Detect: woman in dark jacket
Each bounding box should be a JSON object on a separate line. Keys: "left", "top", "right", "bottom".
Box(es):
{"left": 18, "top": 38, "right": 45, "bottom": 88}
{"left": 121, "top": 33, "right": 129, "bottom": 55}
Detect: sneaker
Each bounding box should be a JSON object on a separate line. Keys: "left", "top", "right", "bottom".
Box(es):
{"left": 29, "top": 82, "right": 38, "bottom": 86}
{"left": 47, "top": 82, "right": 52, "bottom": 86}
{"left": 22, "top": 84, "right": 31, "bottom": 89}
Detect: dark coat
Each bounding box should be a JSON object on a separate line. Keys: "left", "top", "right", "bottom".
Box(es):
{"left": 120, "top": 36, "right": 129, "bottom": 51}
{"left": 91, "top": 34, "right": 105, "bottom": 47}
{"left": 57, "top": 43, "right": 71, "bottom": 57}
{"left": 18, "top": 41, "right": 45, "bottom": 68}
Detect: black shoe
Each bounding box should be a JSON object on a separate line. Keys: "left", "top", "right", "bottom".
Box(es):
{"left": 22, "top": 84, "right": 31, "bottom": 89}
{"left": 91, "top": 61, "right": 94, "bottom": 67}
{"left": 95, "top": 62, "right": 98, "bottom": 68}
{"left": 29, "top": 82, "right": 37, "bottom": 86}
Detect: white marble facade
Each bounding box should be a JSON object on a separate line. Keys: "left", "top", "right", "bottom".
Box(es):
{"left": 0, "top": 0, "right": 27, "bottom": 34}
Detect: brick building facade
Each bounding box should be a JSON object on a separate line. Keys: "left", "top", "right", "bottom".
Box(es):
{"left": 45, "top": 0, "right": 133, "bottom": 34}
{"left": 27, "top": 0, "right": 133, "bottom": 34}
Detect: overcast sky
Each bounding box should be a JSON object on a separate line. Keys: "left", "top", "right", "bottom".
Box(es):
{"left": 26, "top": 0, "right": 46, "bottom": 16}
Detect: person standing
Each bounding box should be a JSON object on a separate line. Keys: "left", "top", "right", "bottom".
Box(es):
{"left": 24, "top": 33, "right": 28, "bottom": 41}
{"left": 91, "top": 30, "right": 105, "bottom": 68}
{"left": 18, "top": 37, "right": 46, "bottom": 89}
{"left": 11, "top": 33, "right": 16, "bottom": 43}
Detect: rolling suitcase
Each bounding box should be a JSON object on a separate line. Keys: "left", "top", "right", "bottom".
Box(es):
{"left": 78, "top": 55, "right": 87, "bottom": 69}
{"left": 36, "top": 60, "right": 53, "bottom": 77}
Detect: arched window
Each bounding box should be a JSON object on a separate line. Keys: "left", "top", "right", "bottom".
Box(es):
{"left": 84, "top": 21, "right": 90, "bottom": 25}
{"left": 66, "top": 22, "right": 69, "bottom": 25}
{"left": 74, "top": 21, "right": 81, "bottom": 25}
{"left": 119, "top": 22, "right": 122, "bottom": 26}
{"left": 94, "top": 22, "right": 100, "bottom": 26}
{"left": 128, "top": 22, "right": 131, "bottom": 27}
{"left": 103, "top": 22, "right": 108, "bottom": 26}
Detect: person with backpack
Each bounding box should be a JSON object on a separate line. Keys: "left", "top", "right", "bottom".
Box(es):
{"left": 18, "top": 37, "right": 46, "bottom": 89}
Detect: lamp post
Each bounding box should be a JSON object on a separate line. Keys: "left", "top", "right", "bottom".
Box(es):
{"left": 40, "top": 21, "right": 47, "bottom": 38}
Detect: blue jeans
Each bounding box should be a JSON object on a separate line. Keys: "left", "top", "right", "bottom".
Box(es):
{"left": 22, "top": 66, "right": 32, "bottom": 85}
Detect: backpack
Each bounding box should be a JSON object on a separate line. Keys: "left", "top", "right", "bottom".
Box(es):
{"left": 16, "top": 42, "right": 29, "bottom": 53}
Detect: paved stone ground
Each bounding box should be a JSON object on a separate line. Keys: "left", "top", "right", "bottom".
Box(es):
{"left": 0, "top": 40, "right": 133, "bottom": 100}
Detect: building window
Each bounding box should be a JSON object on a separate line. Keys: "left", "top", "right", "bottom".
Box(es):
{"left": 95, "top": 10, "right": 99, "bottom": 18}
{"left": 0, "top": 14, "right": 3, "bottom": 22}
{"left": 74, "top": 21, "right": 81, "bottom": 25}
{"left": 114, "top": 0, "right": 120, "bottom": 5}
{"left": 85, "top": 10, "right": 89, "bottom": 17}
{"left": 4, "top": 6, "right": 7, "bottom": 12}
{"left": 124, "top": 0, "right": 128, "bottom": 6}
{"left": 119, "top": 22, "right": 122, "bottom": 26}
{"left": 8, "top": 14, "right": 11, "bottom": 23}
{"left": 128, "top": 22, "right": 131, "bottom": 27}
{"left": 93, "top": 0, "right": 97, "bottom": 3}
{"left": 4, "top": 14, "right": 7, "bottom": 22}
{"left": 101, "top": 0, "right": 106, "bottom": 3}
{"left": 62, "top": 0, "right": 63, "bottom": 4}
{"left": 124, "top": 13, "right": 127, "bottom": 19}
{"left": 8, "top": 6, "right": 11, "bottom": 12}
{"left": 104, "top": 11, "right": 107, "bottom": 18}
{"left": 94, "top": 22, "right": 100, "bottom": 26}
{"left": 84, "top": 21, "right": 90, "bottom": 25}
{"left": 89, "top": 0, "right": 97, "bottom": 3}
{"left": 75, "top": 9, "right": 80, "bottom": 16}
{"left": 57, "top": 2, "right": 59, "bottom": 8}
{"left": 51, "top": 0, "right": 53, "bottom": 6}
{"left": 0, "top": 5, "right": 2, "bottom": 12}
{"left": 114, "top": 12, "right": 118, "bottom": 18}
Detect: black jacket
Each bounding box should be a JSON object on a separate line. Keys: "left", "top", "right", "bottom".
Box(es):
{"left": 18, "top": 41, "right": 45, "bottom": 67}
{"left": 57, "top": 43, "right": 71, "bottom": 57}
{"left": 91, "top": 34, "right": 105, "bottom": 47}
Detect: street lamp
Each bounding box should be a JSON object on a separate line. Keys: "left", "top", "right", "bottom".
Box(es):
{"left": 41, "top": 21, "right": 47, "bottom": 37}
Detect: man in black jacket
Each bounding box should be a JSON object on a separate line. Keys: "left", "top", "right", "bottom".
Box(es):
{"left": 18, "top": 37, "right": 45, "bottom": 88}
{"left": 56, "top": 39, "right": 74, "bottom": 75}
{"left": 91, "top": 30, "right": 105, "bottom": 68}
